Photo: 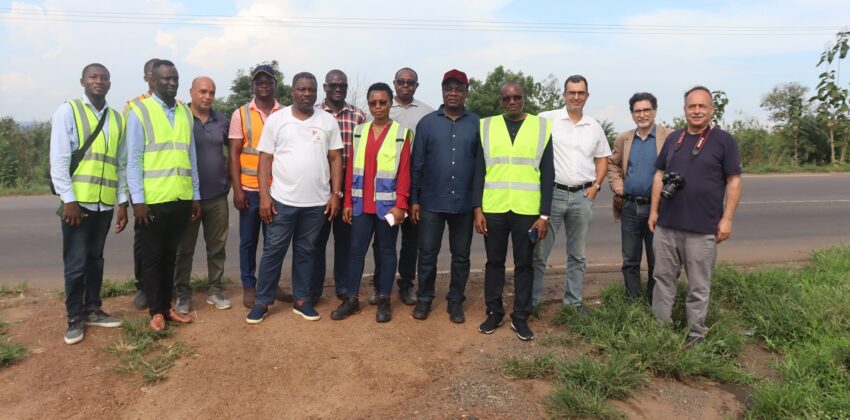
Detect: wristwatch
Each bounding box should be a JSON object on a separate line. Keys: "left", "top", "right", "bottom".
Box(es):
{"left": 593, "top": 183, "right": 602, "bottom": 191}
{"left": 332, "top": 191, "right": 344, "bottom": 198}
{"left": 539, "top": 214, "right": 549, "bottom": 221}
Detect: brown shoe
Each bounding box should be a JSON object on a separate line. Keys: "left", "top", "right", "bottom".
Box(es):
{"left": 276, "top": 286, "right": 293, "bottom": 303}
{"left": 149, "top": 314, "right": 166, "bottom": 331}
{"left": 167, "top": 308, "right": 193, "bottom": 324}
{"left": 243, "top": 287, "right": 256, "bottom": 309}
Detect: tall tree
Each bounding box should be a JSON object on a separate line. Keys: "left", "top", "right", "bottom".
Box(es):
{"left": 711, "top": 90, "right": 729, "bottom": 127}
{"left": 761, "top": 82, "right": 810, "bottom": 165}
{"left": 811, "top": 31, "right": 849, "bottom": 164}
{"left": 214, "top": 60, "right": 292, "bottom": 117}
{"left": 466, "top": 66, "right": 565, "bottom": 117}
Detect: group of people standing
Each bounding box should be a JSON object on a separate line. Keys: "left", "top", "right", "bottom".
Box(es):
{"left": 51, "top": 59, "right": 741, "bottom": 348}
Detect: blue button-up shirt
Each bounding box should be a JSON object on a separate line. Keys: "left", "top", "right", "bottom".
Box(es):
{"left": 190, "top": 107, "right": 230, "bottom": 200}
{"left": 624, "top": 126, "right": 657, "bottom": 198}
{"left": 49, "top": 97, "right": 128, "bottom": 211}
{"left": 410, "top": 106, "right": 480, "bottom": 213}
{"left": 126, "top": 93, "right": 200, "bottom": 204}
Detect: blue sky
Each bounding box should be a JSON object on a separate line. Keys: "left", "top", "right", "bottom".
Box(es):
{"left": 1, "top": 0, "right": 848, "bottom": 131}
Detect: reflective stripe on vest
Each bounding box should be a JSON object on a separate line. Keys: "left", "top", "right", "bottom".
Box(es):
{"left": 68, "top": 99, "right": 123, "bottom": 206}
{"left": 350, "top": 121, "right": 409, "bottom": 217}
{"left": 129, "top": 97, "right": 194, "bottom": 204}
{"left": 480, "top": 114, "right": 551, "bottom": 215}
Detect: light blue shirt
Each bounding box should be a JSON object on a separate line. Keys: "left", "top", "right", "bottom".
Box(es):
{"left": 49, "top": 96, "right": 127, "bottom": 211}
{"left": 126, "top": 93, "right": 200, "bottom": 204}
{"left": 624, "top": 125, "right": 657, "bottom": 198}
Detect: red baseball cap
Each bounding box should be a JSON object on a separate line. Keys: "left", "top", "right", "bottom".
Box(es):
{"left": 442, "top": 69, "right": 468, "bottom": 86}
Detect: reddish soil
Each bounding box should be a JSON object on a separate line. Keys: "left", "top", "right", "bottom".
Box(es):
{"left": 0, "top": 271, "right": 766, "bottom": 419}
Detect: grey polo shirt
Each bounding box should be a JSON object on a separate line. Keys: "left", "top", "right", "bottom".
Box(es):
{"left": 390, "top": 98, "right": 434, "bottom": 134}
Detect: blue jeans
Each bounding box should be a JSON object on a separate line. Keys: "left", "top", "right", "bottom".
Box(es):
{"left": 311, "top": 213, "right": 351, "bottom": 298}
{"left": 373, "top": 220, "right": 418, "bottom": 291}
{"left": 62, "top": 208, "right": 113, "bottom": 322}
{"left": 255, "top": 201, "right": 325, "bottom": 305}
{"left": 621, "top": 200, "right": 655, "bottom": 302}
{"left": 416, "top": 210, "right": 473, "bottom": 303}
{"left": 347, "top": 214, "right": 399, "bottom": 297}
{"left": 532, "top": 187, "right": 593, "bottom": 306}
{"left": 238, "top": 190, "right": 267, "bottom": 289}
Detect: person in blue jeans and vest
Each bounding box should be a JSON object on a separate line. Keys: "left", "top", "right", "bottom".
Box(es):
{"left": 245, "top": 72, "right": 343, "bottom": 324}
{"left": 532, "top": 75, "right": 610, "bottom": 315}
{"left": 410, "top": 69, "right": 480, "bottom": 323}
{"left": 50, "top": 63, "right": 128, "bottom": 344}
{"left": 607, "top": 92, "right": 672, "bottom": 304}
{"left": 332, "top": 82, "right": 413, "bottom": 322}
{"left": 473, "top": 81, "right": 554, "bottom": 341}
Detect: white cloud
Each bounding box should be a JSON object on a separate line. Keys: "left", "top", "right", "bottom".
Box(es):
{"left": 0, "top": 72, "right": 38, "bottom": 93}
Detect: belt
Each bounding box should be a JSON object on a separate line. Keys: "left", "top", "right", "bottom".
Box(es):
{"left": 554, "top": 181, "right": 593, "bottom": 192}
{"left": 623, "top": 194, "right": 650, "bottom": 205}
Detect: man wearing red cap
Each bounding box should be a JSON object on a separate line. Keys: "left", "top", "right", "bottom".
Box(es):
{"left": 409, "top": 69, "right": 480, "bottom": 323}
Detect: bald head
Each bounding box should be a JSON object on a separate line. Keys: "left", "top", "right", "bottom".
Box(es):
{"left": 323, "top": 69, "right": 349, "bottom": 106}
{"left": 189, "top": 76, "right": 216, "bottom": 115}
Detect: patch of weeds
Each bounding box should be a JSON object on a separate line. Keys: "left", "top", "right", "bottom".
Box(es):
{"left": 544, "top": 381, "right": 624, "bottom": 420}
{"left": 104, "top": 317, "right": 192, "bottom": 384}
{"left": 554, "top": 354, "right": 648, "bottom": 401}
{"left": 0, "top": 282, "right": 28, "bottom": 297}
{"left": 100, "top": 278, "right": 137, "bottom": 298}
{"left": 539, "top": 332, "right": 577, "bottom": 347}
{"left": 502, "top": 352, "right": 557, "bottom": 379}
{"left": 190, "top": 275, "right": 231, "bottom": 292}
{"left": 0, "top": 320, "right": 27, "bottom": 368}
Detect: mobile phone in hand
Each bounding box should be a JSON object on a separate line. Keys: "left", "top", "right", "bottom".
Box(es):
{"left": 528, "top": 226, "right": 539, "bottom": 243}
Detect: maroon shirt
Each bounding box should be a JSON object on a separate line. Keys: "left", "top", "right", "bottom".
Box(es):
{"left": 344, "top": 124, "right": 412, "bottom": 214}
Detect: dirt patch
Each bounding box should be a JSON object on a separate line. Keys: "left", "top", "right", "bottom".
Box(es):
{"left": 0, "top": 270, "right": 775, "bottom": 418}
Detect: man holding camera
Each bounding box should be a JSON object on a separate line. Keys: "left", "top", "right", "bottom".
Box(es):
{"left": 648, "top": 86, "right": 742, "bottom": 348}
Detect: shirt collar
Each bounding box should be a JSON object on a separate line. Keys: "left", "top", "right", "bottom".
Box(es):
{"left": 634, "top": 125, "right": 656, "bottom": 141}
{"left": 79, "top": 95, "right": 109, "bottom": 113}
{"left": 317, "top": 100, "right": 356, "bottom": 114}
{"left": 187, "top": 104, "right": 220, "bottom": 122}
{"left": 151, "top": 93, "right": 178, "bottom": 111}
{"left": 436, "top": 104, "right": 469, "bottom": 119}
{"left": 249, "top": 98, "right": 282, "bottom": 112}
{"left": 392, "top": 98, "right": 420, "bottom": 109}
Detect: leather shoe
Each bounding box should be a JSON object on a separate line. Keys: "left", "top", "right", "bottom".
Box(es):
{"left": 243, "top": 287, "right": 256, "bottom": 309}
{"left": 276, "top": 286, "right": 293, "bottom": 303}
{"left": 447, "top": 300, "right": 465, "bottom": 324}
{"left": 167, "top": 308, "right": 193, "bottom": 324}
{"left": 149, "top": 314, "right": 166, "bottom": 332}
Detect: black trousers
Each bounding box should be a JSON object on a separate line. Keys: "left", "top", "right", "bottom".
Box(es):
{"left": 134, "top": 200, "right": 191, "bottom": 316}
{"left": 483, "top": 211, "right": 537, "bottom": 321}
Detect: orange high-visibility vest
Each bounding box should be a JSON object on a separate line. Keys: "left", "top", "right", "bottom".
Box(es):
{"left": 238, "top": 104, "right": 271, "bottom": 189}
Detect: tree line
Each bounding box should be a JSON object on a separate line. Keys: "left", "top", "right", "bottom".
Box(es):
{"left": 1, "top": 32, "right": 848, "bottom": 190}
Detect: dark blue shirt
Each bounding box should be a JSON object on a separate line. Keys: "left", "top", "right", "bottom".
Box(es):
{"left": 655, "top": 127, "right": 742, "bottom": 234}
{"left": 411, "top": 106, "right": 480, "bottom": 213}
{"left": 624, "top": 126, "right": 657, "bottom": 198}
{"left": 192, "top": 107, "right": 230, "bottom": 200}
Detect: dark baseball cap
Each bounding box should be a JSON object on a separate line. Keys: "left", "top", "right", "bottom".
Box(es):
{"left": 251, "top": 65, "right": 276, "bottom": 81}
{"left": 442, "top": 69, "right": 468, "bottom": 86}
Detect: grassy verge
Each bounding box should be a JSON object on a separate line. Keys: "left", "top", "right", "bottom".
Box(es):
{"left": 0, "top": 282, "right": 28, "bottom": 296}
{"left": 504, "top": 246, "right": 850, "bottom": 418}
{"left": 0, "top": 183, "right": 52, "bottom": 197}
{"left": 190, "top": 275, "right": 231, "bottom": 292}
{"left": 744, "top": 162, "right": 850, "bottom": 174}
{"left": 104, "top": 317, "right": 192, "bottom": 384}
{"left": 0, "top": 320, "right": 27, "bottom": 368}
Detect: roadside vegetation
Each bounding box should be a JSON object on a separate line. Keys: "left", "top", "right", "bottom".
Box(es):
{"left": 0, "top": 320, "right": 27, "bottom": 368}
{"left": 104, "top": 317, "right": 192, "bottom": 384}
{"left": 504, "top": 246, "right": 850, "bottom": 418}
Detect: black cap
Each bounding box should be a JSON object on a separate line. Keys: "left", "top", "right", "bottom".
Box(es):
{"left": 251, "top": 65, "right": 276, "bottom": 81}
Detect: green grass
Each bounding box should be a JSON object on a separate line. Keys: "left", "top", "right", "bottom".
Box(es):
{"left": 743, "top": 162, "right": 850, "bottom": 174}
{"left": 0, "top": 183, "right": 52, "bottom": 197}
{"left": 0, "top": 282, "right": 28, "bottom": 296}
{"left": 104, "top": 317, "right": 192, "bottom": 384}
{"left": 504, "top": 246, "right": 850, "bottom": 418}
{"left": 189, "top": 275, "right": 231, "bottom": 292}
{"left": 0, "top": 320, "right": 27, "bottom": 368}
{"left": 100, "top": 278, "right": 137, "bottom": 298}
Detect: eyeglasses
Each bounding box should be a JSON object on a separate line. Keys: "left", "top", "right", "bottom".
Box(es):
{"left": 501, "top": 95, "right": 523, "bottom": 102}
{"left": 368, "top": 100, "right": 389, "bottom": 107}
{"left": 565, "top": 91, "right": 588, "bottom": 98}
{"left": 632, "top": 108, "right": 654, "bottom": 115}
{"left": 326, "top": 83, "right": 348, "bottom": 91}
{"left": 394, "top": 79, "right": 418, "bottom": 87}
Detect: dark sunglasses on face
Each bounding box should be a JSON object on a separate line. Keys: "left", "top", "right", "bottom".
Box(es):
{"left": 394, "top": 79, "right": 418, "bottom": 87}
{"left": 327, "top": 83, "right": 348, "bottom": 91}
{"left": 368, "top": 100, "right": 389, "bottom": 107}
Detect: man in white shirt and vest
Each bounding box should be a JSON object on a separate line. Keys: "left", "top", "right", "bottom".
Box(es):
{"left": 473, "top": 82, "right": 554, "bottom": 341}
{"left": 50, "top": 63, "right": 128, "bottom": 344}
{"left": 533, "top": 75, "right": 611, "bottom": 315}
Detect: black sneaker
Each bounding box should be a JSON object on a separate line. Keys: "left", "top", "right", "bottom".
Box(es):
{"left": 574, "top": 304, "right": 589, "bottom": 318}
{"left": 510, "top": 320, "right": 535, "bottom": 341}
{"left": 412, "top": 300, "right": 431, "bottom": 320}
{"left": 685, "top": 335, "right": 705, "bottom": 349}
{"left": 478, "top": 313, "right": 504, "bottom": 334}
{"left": 85, "top": 309, "right": 121, "bottom": 328}
{"left": 398, "top": 287, "right": 417, "bottom": 306}
{"left": 330, "top": 297, "right": 361, "bottom": 320}
{"left": 64, "top": 320, "right": 85, "bottom": 345}
{"left": 447, "top": 300, "right": 465, "bottom": 324}
{"left": 376, "top": 296, "right": 392, "bottom": 323}
{"left": 132, "top": 290, "right": 148, "bottom": 310}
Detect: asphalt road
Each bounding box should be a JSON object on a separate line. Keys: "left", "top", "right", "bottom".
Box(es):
{"left": 2, "top": 173, "right": 849, "bottom": 288}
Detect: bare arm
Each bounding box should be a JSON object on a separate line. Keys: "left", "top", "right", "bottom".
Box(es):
{"left": 648, "top": 169, "right": 664, "bottom": 233}
{"left": 716, "top": 174, "right": 742, "bottom": 243}
{"left": 258, "top": 152, "right": 275, "bottom": 224}
{"left": 326, "top": 148, "right": 342, "bottom": 220}
{"left": 228, "top": 139, "right": 248, "bottom": 211}
{"left": 584, "top": 156, "right": 608, "bottom": 200}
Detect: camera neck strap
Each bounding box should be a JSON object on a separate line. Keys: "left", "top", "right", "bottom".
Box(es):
{"left": 665, "top": 125, "right": 714, "bottom": 168}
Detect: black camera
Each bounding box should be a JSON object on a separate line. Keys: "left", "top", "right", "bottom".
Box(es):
{"left": 661, "top": 172, "right": 685, "bottom": 199}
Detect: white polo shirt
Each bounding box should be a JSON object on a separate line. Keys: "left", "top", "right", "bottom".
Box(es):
{"left": 539, "top": 108, "right": 611, "bottom": 186}
{"left": 256, "top": 106, "right": 344, "bottom": 207}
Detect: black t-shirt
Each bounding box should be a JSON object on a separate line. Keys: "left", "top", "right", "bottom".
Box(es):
{"left": 654, "top": 127, "right": 741, "bottom": 235}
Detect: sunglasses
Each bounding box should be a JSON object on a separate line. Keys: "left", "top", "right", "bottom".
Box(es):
{"left": 368, "top": 100, "right": 390, "bottom": 107}
{"left": 394, "top": 79, "right": 418, "bottom": 87}
{"left": 326, "top": 83, "right": 348, "bottom": 91}
{"left": 501, "top": 95, "right": 523, "bottom": 102}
